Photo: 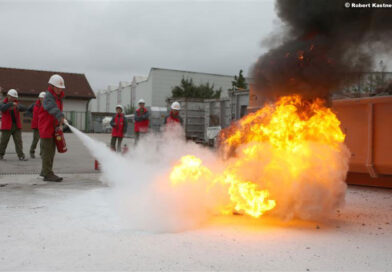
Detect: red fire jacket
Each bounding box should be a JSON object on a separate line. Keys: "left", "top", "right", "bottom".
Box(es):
{"left": 38, "top": 87, "right": 64, "bottom": 138}
{"left": 1, "top": 98, "right": 22, "bottom": 130}
{"left": 31, "top": 99, "right": 41, "bottom": 129}
{"left": 164, "top": 111, "right": 183, "bottom": 126}
{"left": 134, "top": 107, "right": 149, "bottom": 133}
{"left": 111, "top": 113, "right": 126, "bottom": 137}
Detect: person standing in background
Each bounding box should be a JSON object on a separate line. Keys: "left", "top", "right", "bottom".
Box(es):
{"left": 164, "top": 101, "right": 183, "bottom": 126}
{"left": 110, "top": 105, "right": 127, "bottom": 152}
{"left": 26, "top": 91, "right": 46, "bottom": 158}
{"left": 134, "top": 99, "right": 149, "bottom": 144}
{"left": 0, "top": 89, "right": 28, "bottom": 161}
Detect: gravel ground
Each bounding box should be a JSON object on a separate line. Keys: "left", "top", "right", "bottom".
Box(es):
{"left": 0, "top": 132, "right": 391, "bottom": 271}
{"left": 0, "top": 174, "right": 391, "bottom": 271}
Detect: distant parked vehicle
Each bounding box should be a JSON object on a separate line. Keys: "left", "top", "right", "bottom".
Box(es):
{"left": 102, "top": 116, "right": 113, "bottom": 133}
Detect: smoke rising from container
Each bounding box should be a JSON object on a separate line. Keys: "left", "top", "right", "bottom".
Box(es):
{"left": 253, "top": 0, "right": 392, "bottom": 101}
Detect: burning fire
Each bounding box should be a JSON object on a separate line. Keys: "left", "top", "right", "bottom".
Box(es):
{"left": 169, "top": 95, "right": 346, "bottom": 219}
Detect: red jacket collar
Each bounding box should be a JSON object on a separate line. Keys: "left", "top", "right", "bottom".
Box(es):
{"left": 35, "top": 99, "right": 41, "bottom": 106}
{"left": 3, "top": 97, "right": 18, "bottom": 103}
{"left": 137, "top": 107, "right": 147, "bottom": 112}
{"left": 48, "top": 86, "right": 64, "bottom": 99}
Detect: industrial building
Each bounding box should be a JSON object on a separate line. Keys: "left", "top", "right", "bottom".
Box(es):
{"left": 88, "top": 67, "right": 251, "bottom": 138}
{"left": 0, "top": 67, "right": 95, "bottom": 131}
{"left": 89, "top": 67, "right": 238, "bottom": 113}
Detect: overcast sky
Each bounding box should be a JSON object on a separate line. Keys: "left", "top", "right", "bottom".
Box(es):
{"left": 0, "top": 0, "right": 280, "bottom": 92}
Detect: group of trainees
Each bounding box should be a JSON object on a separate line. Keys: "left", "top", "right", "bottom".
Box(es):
{"left": 109, "top": 100, "right": 183, "bottom": 151}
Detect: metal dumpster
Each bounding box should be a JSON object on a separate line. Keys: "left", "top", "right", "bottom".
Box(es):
{"left": 332, "top": 96, "right": 392, "bottom": 187}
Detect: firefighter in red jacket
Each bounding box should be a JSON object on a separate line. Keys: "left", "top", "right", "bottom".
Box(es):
{"left": 0, "top": 89, "right": 28, "bottom": 161}
{"left": 110, "top": 105, "right": 128, "bottom": 152}
{"left": 134, "top": 99, "right": 149, "bottom": 144}
{"left": 38, "top": 74, "right": 66, "bottom": 182}
{"left": 164, "top": 101, "right": 183, "bottom": 126}
{"left": 26, "top": 91, "right": 46, "bottom": 158}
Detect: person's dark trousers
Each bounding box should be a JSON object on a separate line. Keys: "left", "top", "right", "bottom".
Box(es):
{"left": 110, "top": 136, "right": 123, "bottom": 152}
{"left": 134, "top": 131, "right": 140, "bottom": 145}
{"left": 40, "top": 137, "right": 56, "bottom": 177}
{"left": 134, "top": 131, "right": 147, "bottom": 145}
{"left": 30, "top": 128, "right": 40, "bottom": 156}
{"left": 0, "top": 123, "right": 25, "bottom": 158}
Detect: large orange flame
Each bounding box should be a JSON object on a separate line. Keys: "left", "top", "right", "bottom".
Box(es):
{"left": 169, "top": 95, "right": 346, "bottom": 218}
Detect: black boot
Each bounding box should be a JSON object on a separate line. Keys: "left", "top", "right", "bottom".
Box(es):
{"left": 53, "top": 174, "right": 63, "bottom": 182}
{"left": 44, "top": 173, "right": 63, "bottom": 182}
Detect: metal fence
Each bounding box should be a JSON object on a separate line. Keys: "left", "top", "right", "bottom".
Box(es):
{"left": 64, "top": 111, "right": 87, "bottom": 131}
{"left": 167, "top": 98, "right": 231, "bottom": 142}
{"left": 90, "top": 107, "right": 168, "bottom": 137}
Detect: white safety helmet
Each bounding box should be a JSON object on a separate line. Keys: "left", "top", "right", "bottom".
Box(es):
{"left": 7, "top": 89, "right": 18, "bottom": 98}
{"left": 115, "top": 104, "right": 124, "bottom": 112}
{"left": 48, "top": 74, "right": 65, "bottom": 89}
{"left": 38, "top": 91, "right": 46, "bottom": 98}
{"left": 138, "top": 98, "right": 145, "bottom": 104}
{"left": 171, "top": 101, "right": 181, "bottom": 111}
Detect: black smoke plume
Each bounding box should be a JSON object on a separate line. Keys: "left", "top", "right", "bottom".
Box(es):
{"left": 253, "top": 0, "right": 392, "bottom": 101}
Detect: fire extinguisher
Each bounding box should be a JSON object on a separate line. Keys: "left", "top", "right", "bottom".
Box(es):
{"left": 54, "top": 127, "right": 67, "bottom": 153}
{"left": 94, "top": 159, "right": 100, "bottom": 170}
{"left": 122, "top": 144, "right": 129, "bottom": 154}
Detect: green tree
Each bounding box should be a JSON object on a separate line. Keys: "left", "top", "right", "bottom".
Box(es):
{"left": 232, "top": 69, "right": 248, "bottom": 90}
{"left": 171, "top": 78, "right": 222, "bottom": 99}
{"left": 374, "top": 60, "right": 387, "bottom": 87}
{"left": 124, "top": 104, "right": 135, "bottom": 115}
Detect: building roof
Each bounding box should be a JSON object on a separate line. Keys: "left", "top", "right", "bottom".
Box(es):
{"left": 150, "top": 67, "right": 236, "bottom": 78}
{"left": 132, "top": 76, "right": 148, "bottom": 83}
{"left": 0, "top": 67, "right": 95, "bottom": 100}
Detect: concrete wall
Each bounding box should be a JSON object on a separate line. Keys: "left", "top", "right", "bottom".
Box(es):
{"left": 229, "top": 90, "right": 250, "bottom": 120}
{"left": 99, "top": 91, "right": 106, "bottom": 112}
{"left": 135, "top": 79, "right": 152, "bottom": 107}
{"left": 63, "top": 99, "right": 87, "bottom": 112}
{"left": 89, "top": 94, "right": 97, "bottom": 112}
{"left": 121, "top": 85, "right": 132, "bottom": 108}
{"left": 90, "top": 68, "right": 243, "bottom": 113}
{"left": 149, "top": 68, "right": 235, "bottom": 108}
{"left": 109, "top": 88, "right": 117, "bottom": 113}
{"left": 90, "top": 82, "right": 133, "bottom": 114}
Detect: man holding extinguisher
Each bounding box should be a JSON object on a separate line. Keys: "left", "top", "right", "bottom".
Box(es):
{"left": 38, "top": 74, "right": 66, "bottom": 182}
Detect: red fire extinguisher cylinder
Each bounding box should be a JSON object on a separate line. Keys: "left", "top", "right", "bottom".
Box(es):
{"left": 54, "top": 127, "right": 67, "bottom": 153}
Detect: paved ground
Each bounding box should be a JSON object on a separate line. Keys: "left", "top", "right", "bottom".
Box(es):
{"left": 0, "top": 132, "right": 133, "bottom": 175}
{"left": 0, "top": 132, "right": 391, "bottom": 271}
